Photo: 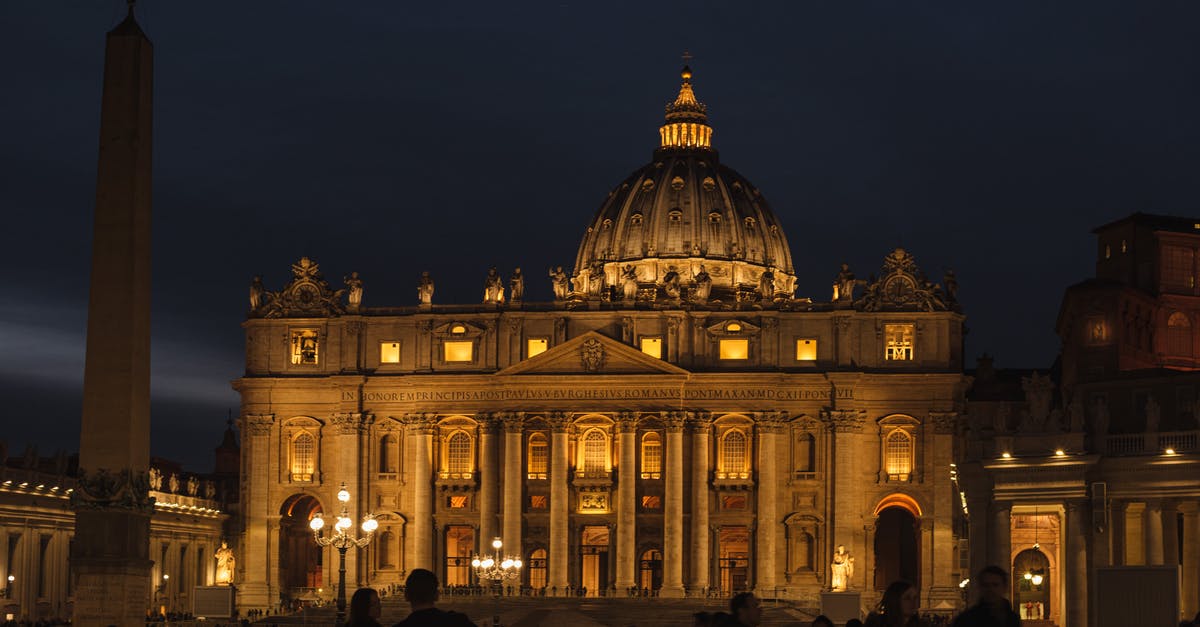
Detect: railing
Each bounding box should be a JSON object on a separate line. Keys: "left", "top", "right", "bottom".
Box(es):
{"left": 1104, "top": 430, "right": 1199, "bottom": 456}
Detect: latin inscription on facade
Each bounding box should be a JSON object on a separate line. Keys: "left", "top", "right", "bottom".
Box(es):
{"left": 344, "top": 388, "right": 852, "bottom": 402}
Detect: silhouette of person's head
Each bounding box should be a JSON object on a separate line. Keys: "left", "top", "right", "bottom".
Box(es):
{"left": 349, "top": 588, "right": 380, "bottom": 622}
{"left": 404, "top": 569, "right": 439, "bottom": 608}
{"left": 812, "top": 615, "right": 834, "bottom": 627}
{"left": 976, "top": 565, "right": 1009, "bottom": 606}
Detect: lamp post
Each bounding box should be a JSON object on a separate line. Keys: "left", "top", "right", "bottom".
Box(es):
{"left": 5, "top": 574, "right": 13, "bottom": 599}
{"left": 471, "top": 537, "right": 522, "bottom": 627}
{"left": 310, "top": 482, "right": 377, "bottom": 626}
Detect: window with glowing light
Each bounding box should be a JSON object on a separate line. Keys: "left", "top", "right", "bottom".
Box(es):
{"left": 446, "top": 495, "right": 469, "bottom": 509}
{"left": 719, "top": 339, "right": 749, "bottom": 360}
{"left": 640, "top": 337, "right": 663, "bottom": 359}
{"left": 290, "top": 432, "right": 315, "bottom": 481}
{"left": 526, "top": 338, "right": 548, "bottom": 359}
{"left": 641, "top": 495, "right": 661, "bottom": 510}
{"left": 290, "top": 329, "right": 319, "bottom": 365}
{"left": 528, "top": 549, "right": 548, "bottom": 589}
{"left": 641, "top": 432, "right": 662, "bottom": 478}
{"left": 719, "top": 430, "right": 748, "bottom": 478}
{"left": 885, "top": 430, "right": 913, "bottom": 481}
{"left": 1085, "top": 316, "right": 1108, "bottom": 344}
{"left": 581, "top": 430, "right": 608, "bottom": 474}
{"left": 884, "top": 324, "right": 914, "bottom": 361}
{"left": 795, "top": 338, "right": 817, "bottom": 361}
{"left": 443, "top": 341, "right": 474, "bottom": 363}
{"left": 527, "top": 433, "right": 548, "bottom": 479}
{"left": 529, "top": 495, "right": 548, "bottom": 510}
{"left": 379, "top": 341, "right": 400, "bottom": 364}
{"left": 446, "top": 432, "right": 472, "bottom": 477}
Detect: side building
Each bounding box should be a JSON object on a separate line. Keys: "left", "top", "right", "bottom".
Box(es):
{"left": 234, "top": 68, "right": 971, "bottom": 614}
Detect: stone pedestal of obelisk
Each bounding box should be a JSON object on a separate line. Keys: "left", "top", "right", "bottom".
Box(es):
{"left": 70, "top": 6, "right": 155, "bottom": 627}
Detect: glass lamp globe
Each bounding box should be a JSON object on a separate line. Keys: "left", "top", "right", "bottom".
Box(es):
{"left": 336, "top": 516, "right": 352, "bottom": 531}
{"left": 513, "top": 559, "right": 522, "bottom": 569}
{"left": 492, "top": 538, "right": 503, "bottom": 550}
{"left": 471, "top": 558, "right": 481, "bottom": 568}
{"left": 361, "top": 517, "right": 378, "bottom": 533}
{"left": 337, "top": 486, "right": 351, "bottom": 503}
{"left": 1031, "top": 574, "right": 1043, "bottom": 586}
{"left": 481, "top": 558, "right": 494, "bottom": 569}
{"left": 501, "top": 559, "right": 513, "bottom": 569}
{"left": 1024, "top": 572, "right": 1032, "bottom": 581}
{"left": 163, "top": 574, "right": 169, "bottom": 580}
{"left": 309, "top": 515, "right": 325, "bottom": 531}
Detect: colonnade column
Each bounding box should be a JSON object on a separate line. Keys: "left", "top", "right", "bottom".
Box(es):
{"left": 1064, "top": 501, "right": 1088, "bottom": 627}
{"left": 1144, "top": 499, "right": 1164, "bottom": 565}
{"left": 754, "top": 413, "right": 781, "bottom": 596}
{"left": 689, "top": 413, "right": 712, "bottom": 592}
{"left": 661, "top": 412, "right": 686, "bottom": 597}
{"left": 824, "top": 409, "right": 865, "bottom": 589}
{"left": 1181, "top": 501, "right": 1200, "bottom": 619}
{"left": 614, "top": 413, "right": 637, "bottom": 591}
{"left": 990, "top": 503, "right": 1011, "bottom": 572}
{"left": 478, "top": 415, "right": 499, "bottom": 548}
{"left": 1163, "top": 500, "right": 1180, "bottom": 571}
{"left": 407, "top": 414, "right": 435, "bottom": 571}
{"left": 548, "top": 413, "right": 570, "bottom": 594}
{"left": 966, "top": 495, "right": 989, "bottom": 600}
{"left": 502, "top": 414, "right": 524, "bottom": 559}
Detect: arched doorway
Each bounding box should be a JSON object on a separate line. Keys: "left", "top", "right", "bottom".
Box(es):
{"left": 639, "top": 548, "right": 663, "bottom": 592}
{"left": 279, "top": 494, "right": 324, "bottom": 596}
{"left": 1013, "top": 548, "right": 1050, "bottom": 620}
{"left": 873, "top": 506, "right": 919, "bottom": 590}
{"left": 718, "top": 526, "right": 750, "bottom": 594}
{"left": 579, "top": 526, "right": 610, "bottom": 596}
{"left": 444, "top": 526, "right": 474, "bottom": 587}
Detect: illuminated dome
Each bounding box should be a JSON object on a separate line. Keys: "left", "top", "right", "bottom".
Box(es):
{"left": 573, "top": 67, "right": 796, "bottom": 301}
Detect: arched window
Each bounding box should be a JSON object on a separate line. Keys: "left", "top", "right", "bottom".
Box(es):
{"left": 527, "top": 433, "right": 548, "bottom": 479}
{"left": 528, "top": 548, "right": 548, "bottom": 590}
{"left": 722, "top": 430, "right": 748, "bottom": 478}
{"left": 291, "top": 432, "right": 315, "bottom": 481}
{"left": 582, "top": 430, "right": 608, "bottom": 474}
{"left": 1167, "top": 312, "right": 1193, "bottom": 357}
{"left": 885, "top": 430, "right": 913, "bottom": 481}
{"left": 641, "top": 432, "right": 662, "bottom": 479}
{"left": 379, "top": 434, "right": 398, "bottom": 473}
{"left": 376, "top": 530, "right": 395, "bottom": 569}
{"left": 447, "top": 432, "right": 472, "bottom": 476}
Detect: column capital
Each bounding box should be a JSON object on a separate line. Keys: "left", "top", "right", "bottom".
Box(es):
{"left": 821, "top": 409, "right": 866, "bottom": 433}
{"left": 476, "top": 413, "right": 501, "bottom": 433}
{"left": 757, "top": 411, "right": 788, "bottom": 434}
{"left": 687, "top": 412, "right": 713, "bottom": 432}
{"left": 616, "top": 412, "right": 638, "bottom": 433}
{"left": 244, "top": 414, "right": 275, "bottom": 436}
{"left": 403, "top": 413, "right": 438, "bottom": 434}
{"left": 331, "top": 412, "right": 373, "bottom": 434}
{"left": 548, "top": 411, "right": 571, "bottom": 432}
{"left": 929, "top": 411, "right": 959, "bottom": 435}
{"left": 663, "top": 411, "right": 687, "bottom": 432}
{"left": 501, "top": 412, "right": 525, "bottom": 433}
{"left": 1179, "top": 501, "right": 1200, "bottom": 515}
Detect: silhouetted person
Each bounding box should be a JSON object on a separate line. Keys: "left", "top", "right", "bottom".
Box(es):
{"left": 865, "top": 580, "right": 927, "bottom": 627}
{"left": 951, "top": 566, "right": 1020, "bottom": 627}
{"left": 392, "top": 569, "right": 474, "bottom": 627}
{"left": 812, "top": 616, "right": 835, "bottom": 627}
{"left": 847, "top": 620, "right": 865, "bottom": 627}
{"left": 348, "top": 588, "right": 382, "bottom": 627}
{"left": 729, "top": 592, "right": 763, "bottom": 627}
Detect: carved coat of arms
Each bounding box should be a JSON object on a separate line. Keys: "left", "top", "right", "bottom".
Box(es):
{"left": 580, "top": 338, "right": 606, "bottom": 373}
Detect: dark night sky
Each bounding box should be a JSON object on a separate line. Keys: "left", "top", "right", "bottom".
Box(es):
{"left": 3, "top": 1, "right": 1200, "bottom": 471}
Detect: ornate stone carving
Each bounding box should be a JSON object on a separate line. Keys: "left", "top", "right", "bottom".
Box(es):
{"left": 549, "top": 266, "right": 570, "bottom": 300}
{"left": 332, "top": 412, "right": 372, "bottom": 435}
{"left": 581, "top": 337, "right": 606, "bottom": 372}
{"left": 245, "top": 414, "right": 275, "bottom": 436}
{"left": 621, "top": 265, "right": 639, "bottom": 301}
{"left": 616, "top": 412, "right": 638, "bottom": 433}
{"left": 757, "top": 410, "right": 788, "bottom": 434}
{"left": 856, "top": 248, "right": 951, "bottom": 313}
{"left": 662, "top": 411, "right": 687, "bottom": 432}
{"left": 344, "top": 320, "right": 365, "bottom": 335}
{"left": 823, "top": 409, "right": 866, "bottom": 433}
{"left": 547, "top": 412, "right": 571, "bottom": 432}
{"left": 71, "top": 468, "right": 154, "bottom": 514}
{"left": 929, "top": 411, "right": 959, "bottom": 435}
{"left": 403, "top": 413, "right": 438, "bottom": 435}
{"left": 692, "top": 265, "right": 712, "bottom": 303}
{"left": 502, "top": 412, "right": 525, "bottom": 433}
{"left": 254, "top": 257, "right": 346, "bottom": 318}
{"left": 687, "top": 411, "right": 714, "bottom": 432}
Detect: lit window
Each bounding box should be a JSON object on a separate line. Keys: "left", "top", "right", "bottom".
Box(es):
{"left": 1167, "top": 312, "right": 1193, "bottom": 357}
{"left": 447, "top": 495, "right": 469, "bottom": 509}
{"left": 641, "top": 495, "right": 661, "bottom": 509}
{"left": 529, "top": 495, "right": 548, "bottom": 510}
{"left": 582, "top": 430, "right": 608, "bottom": 474}
{"left": 795, "top": 338, "right": 817, "bottom": 361}
{"left": 641, "top": 337, "right": 663, "bottom": 359}
{"left": 450, "top": 324, "right": 467, "bottom": 334}
{"left": 528, "top": 549, "right": 548, "bottom": 589}
{"left": 380, "top": 341, "right": 401, "bottom": 364}
{"left": 719, "top": 339, "right": 749, "bottom": 360}
{"left": 726, "top": 321, "right": 742, "bottom": 332}
{"left": 527, "top": 338, "right": 548, "bottom": 359}
{"left": 885, "top": 430, "right": 913, "bottom": 481}
{"left": 1162, "top": 246, "right": 1195, "bottom": 292}
{"left": 721, "top": 495, "right": 747, "bottom": 510}
{"left": 641, "top": 432, "right": 662, "bottom": 478}
{"left": 720, "top": 430, "right": 748, "bottom": 478}
{"left": 1086, "top": 317, "right": 1108, "bottom": 344}
{"left": 290, "top": 330, "right": 319, "bottom": 365}
{"left": 884, "top": 324, "right": 914, "bottom": 361}
{"left": 291, "top": 432, "right": 315, "bottom": 481}
{"left": 446, "top": 432, "right": 472, "bottom": 476}
{"left": 527, "top": 433, "right": 548, "bottom": 479}
{"left": 443, "top": 341, "right": 474, "bottom": 362}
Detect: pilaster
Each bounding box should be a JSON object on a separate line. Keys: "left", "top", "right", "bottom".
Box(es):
{"left": 1064, "top": 500, "right": 1088, "bottom": 627}
{"left": 405, "top": 413, "right": 437, "bottom": 571}
{"left": 689, "top": 413, "right": 712, "bottom": 592}
{"left": 501, "top": 413, "right": 524, "bottom": 559}
{"left": 548, "top": 412, "right": 570, "bottom": 593}
{"left": 614, "top": 413, "right": 638, "bottom": 590}
{"left": 661, "top": 412, "right": 686, "bottom": 597}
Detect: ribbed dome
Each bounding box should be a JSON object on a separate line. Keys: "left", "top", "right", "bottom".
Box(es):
{"left": 573, "top": 68, "right": 796, "bottom": 301}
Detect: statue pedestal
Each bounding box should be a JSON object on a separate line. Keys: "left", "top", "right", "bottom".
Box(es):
{"left": 820, "top": 590, "right": 862, "bottom": 625}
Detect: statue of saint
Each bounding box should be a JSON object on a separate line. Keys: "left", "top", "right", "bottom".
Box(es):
{"left": 621, "top": 265, "right": 639, "bottom": 301}
{"left": 344, "top": 272, "right": 364, "bottom": 311}
{"left": 417, "top": 272, "right": 434, "bottom": 305}
{"left": 589, "top": 261, "right": 607, "bottom": 296}
{"left": 830, "top": 545, "right": 854, "bottom": 591}
{"left": 549, "top": 266, "right": 570, "bottom": 300}
{"left": 509, "top": 268, "right": 525, "bottom": 302}
{"left": 214, "top": 541, "right": 235, "bottom": 585}
{"left": 943, "top": 269, "right": 959, "bottom": 302}
{"left": 186, "top": 476, "right": 198, "bottom": 496}
{"left": 834, "top": 263, "right": 855, "bottom": 301}
{"left": 249, "top": 276, "right": 264, "bottom": 312}
{"left": 148, "top": 467, "right": 162, "bottom": 491}
{"left": 483, "top": 267, "right": 505, "bottom": 303}
{"left": 758, "top": 267, "right": 776, "bottom": 300}
{"left": 168, "top": 473, "right": 180, "bottom": 494}
{"left": 693, "top": 265, "right": 712, "bottom": 303}
{"left": 662, "top": 266, "right": 681, "bottom": 300}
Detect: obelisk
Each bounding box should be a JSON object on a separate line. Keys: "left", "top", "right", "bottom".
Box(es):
{"left": 70, "top": 4, "right": 154, "bottom": 626}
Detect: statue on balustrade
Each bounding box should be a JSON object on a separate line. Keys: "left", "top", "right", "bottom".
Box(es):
{"left": 621, "top": 265, "right": 639, "bottom": 301}
{"left": 344, "top": 271, "right": 364, "bottom": 312}
{"left": 549, "top": 266, "right": 570, "bottom": 300}
{"left": 417, "top": 271, "right": 435, "bottom": 305}
{"left": 692, "top": 265, "right": 712, "bottom": 303}
{"left": 509, "top": 267, "right": 525, "bottom": 302}
{"left": 483, "top": 267, "right": 505, "bottom": 304}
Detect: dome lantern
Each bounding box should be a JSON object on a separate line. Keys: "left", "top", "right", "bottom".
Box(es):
{"left": 659, "top": 66, "right": 713, "bottom": 151}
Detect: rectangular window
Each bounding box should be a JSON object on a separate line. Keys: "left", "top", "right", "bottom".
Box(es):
{"left": 884, "top": 324, "right": 914, "bottom": 361}
{"left": 720, "top": 495, "right": 747, "bottom": 510}
{"left": 640, "top": 337, "right": 663, "bottom": 359}
{"left": 1162, "top": 245, "right": 1195, "bottom": 293}
{"left": 529, "top": 494, "right": 548, "bottom": 509}
{"left": 641, "top": 495, "right": 661, "bottom": 509}
{"left": 443, "top": 341, "right": 474, "bottom": 362}
{"left": 290, "top": 329, "right": 319, "bottom": 365}
{"left": 795, "top": 338, "right": 817, "bottom": 361}
{"left": 527, "top": 337, "right": 549, "bottom": 358}
{"left": 380, "top": 341, "right": 401, "bottom": 363}
{"left": 719, "top": 338, "right": 749, "bottom": 360}
{"left": 447, "top": 495, "right": 469, "bottom": 509}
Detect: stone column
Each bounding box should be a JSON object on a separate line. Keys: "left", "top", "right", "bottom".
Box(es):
{"left": 824, "top": 409, "right": 866, "bottom": 586}
{"left": 332, "top": 412, "right": 368, "bottom": 587}
{"left": 240, "top": 415, "right": 274, "bottom": 608}
{"left": 407, "top": 414, "right": 436, "bottom": 570}
{"left": 689, "top": 413, "right": 712, "bottom": 592}
{"left": 478, "top": 415, "right": 500, "bottom": 548}
{"left": 1065, "top": 501, "right": 1088, "bottom": 627}
{"left": 72, "top": 7, "right": 155, "bottom": 627}
{"left": 502, "top": 414, "right": 523, "bottom": 559}
{"left": 754, "top": 414, "right": 781, "bottom": 596}
{"left": 614, "top": 414, "right": 638, "bottom": 591}
{"left": 548, "top": 413, "right": 570, "bottom": 594}
{"left": 1180, "top": 501, "right": 1200, "bottom": 619}
{"left": 662, "top": 412, "right": 686, "bottom": 597}
{"left": 1162, "top": 500, "right": 1180, "bottom": 570}
{"left": 1144, "top": 499, "right": 1164, "bottom": 566}
{"left": 990, "top": 503, "right": 1011, "bottom": 571}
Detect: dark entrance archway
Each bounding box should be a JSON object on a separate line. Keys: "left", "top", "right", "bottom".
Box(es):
{"left": 1013, "top": 548, "right": 1050, "bottom": 620}
{"left": 279, "top": 494, "right": 324, "bottom": 596}
{"left": 873, "top": 506, "right": 919, "bottom": 590}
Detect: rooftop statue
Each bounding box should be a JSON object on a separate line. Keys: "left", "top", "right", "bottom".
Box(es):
{"left": 510, "top": 267, "right": 525, "bottom": 302}
{"left": 344, "top": 271, "right": 363, "bottom": 312}
{"left": 483, "top": 267, "right": 505, "bottom": 304}
{"left": 249, "top": 276, "right": 264, "bottom": 312}
{"left": 621, "top": 265, "right": 639, "bottom": 301}
{"left": 693, "top": 265, "right": 712, "bottom": 303}
{"left": 549, "top": 266, "right": 570, "bottom": 300}
{"left": 417, "top": 271, "right": 434, "bottom": 306}
{"left": 758, "top": 267, "right": 775, "bottom": 301}
{"left": 662, "top": 266, "right": 682, "bottom": 300}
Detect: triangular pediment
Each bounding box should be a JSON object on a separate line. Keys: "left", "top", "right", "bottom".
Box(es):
{"left": 495, "top": 331, "right": 690, "bottom": 376}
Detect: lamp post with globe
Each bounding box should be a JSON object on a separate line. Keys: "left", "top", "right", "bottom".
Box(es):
{"left": 471, "top": 537, "right": 522, "bottom": 627}
{"left": 309, "top": 482, "right": 377, "bottom": 626}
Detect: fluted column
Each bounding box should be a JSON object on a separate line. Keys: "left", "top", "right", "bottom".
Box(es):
{"left": 1064, "top": 501, "right": 1088, "bottom": 627}
{"left": 502, "top": 414, "right": 524, "bottom": 558}
{"left": 615, "top": 413, "right": 638, "bottom": 590}
{"left": 1163, "top": 500, "right": 1180, "bottom": 570}
{"left": 661, "top": 412, "right": 686, "bottom": 597}
{"left": 990, "top": 503, "right": 1011, "bottom": 571}
{"left": 755, "top": 414, "right": 781, "bottom": 595}
{"left": 407, "top": 414, "right": 436, "bottom": 570}
{"left": 478, "top": 415, "right": 499, "bottom": 548}
{"left": 1144, "top": 499, "right": 1164, "bottom": 565}
{"left": 1180, "top": 501, "right": 1200, "bottom": 619}
{"left": 689, "top": 413, "right": 713, "bottom": 592}
{"left": 548, "top": 413, "right": 570, "bottom": 594}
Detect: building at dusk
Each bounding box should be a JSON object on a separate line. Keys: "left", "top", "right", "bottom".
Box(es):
{"left": 233, "top": 68, "right": 970, "bottom": 613}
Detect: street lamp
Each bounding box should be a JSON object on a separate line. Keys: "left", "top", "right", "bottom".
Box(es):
{"left": 5, "top": 574, "right": 13, "bottom": 598}
{"left": 310, "top": 482, "right": 377, "bottom": 626}
{"left": 471, "top": 537, "right": 522, "bottom": 627}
